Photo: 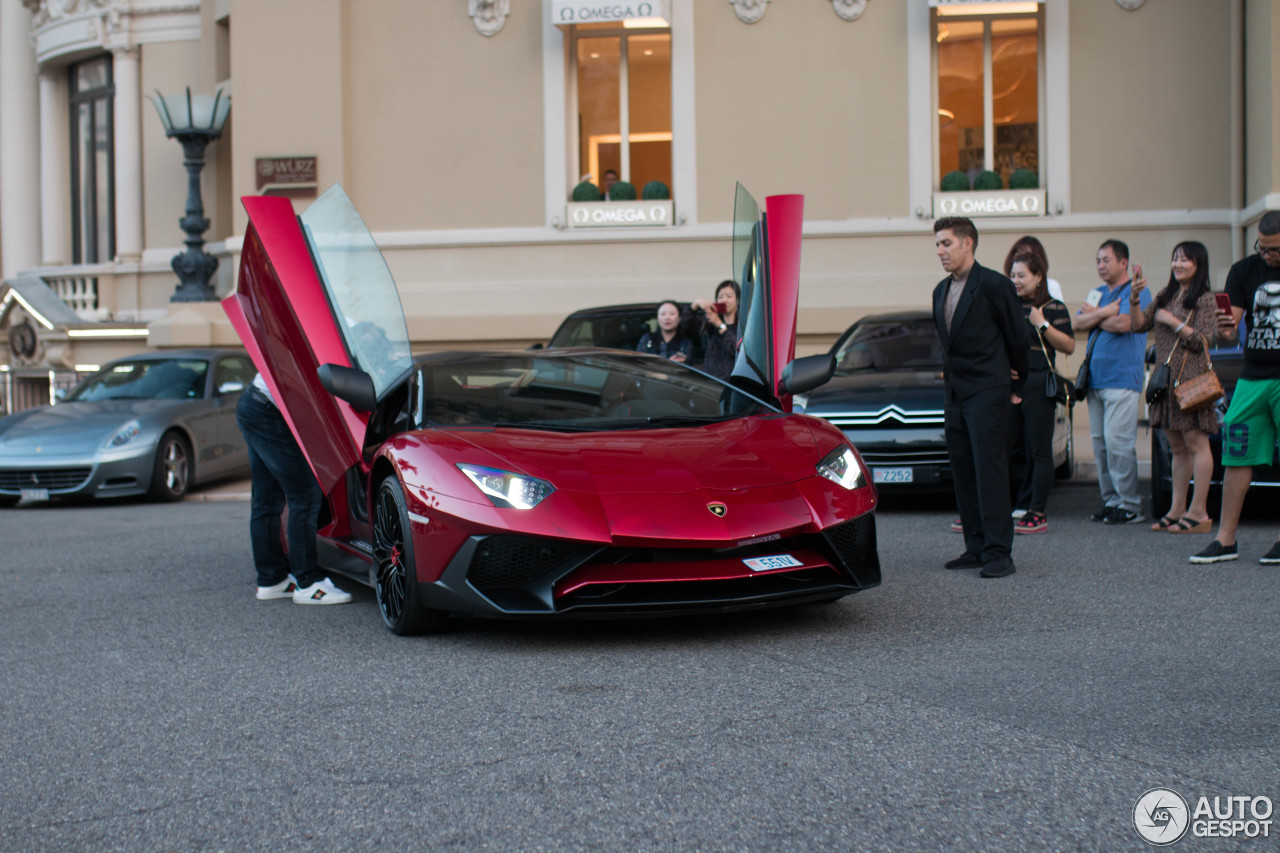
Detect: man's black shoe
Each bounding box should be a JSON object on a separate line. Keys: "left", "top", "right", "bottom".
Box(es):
{"left": 944, "top": 553, "right": 983, "bottom": 570}
{"left": 979, "top": 557, "right": 1016, "bottom": 578}
{"left": 1189, "top": 540, "right": 1238, "bottom": 564}
{"left": 1090, "top": 505, "right": 1116, "bottom": 522}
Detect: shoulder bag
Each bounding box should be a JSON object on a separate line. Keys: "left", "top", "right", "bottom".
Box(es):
{"left": 1074, "top": 332, "right": 1098, "bottom": 397}
{"left": 1145, "top": 333, "right": 1180, "bottom": 406}
{"left": 1033, "top": 325, "right": 1064, "bottom": 401}
{"left": 1173, "top": 322, "right": 1224, "bottom": 412}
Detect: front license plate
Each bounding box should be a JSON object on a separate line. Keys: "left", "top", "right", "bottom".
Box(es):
{"left": 742, "top": 554, "right": 804, "bottom": 572}
{"left": 873, "top": 467, "right": 913, "bottom": 484}
{"left": 20, "top": 488, "right": 49, "bottom": 502}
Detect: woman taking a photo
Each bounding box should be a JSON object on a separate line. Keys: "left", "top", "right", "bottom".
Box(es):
{"left": 690, "top": 280, "right": 740, "bottom": 381}
{"left": 636, "top": 300, "right": 694, "bottom": 362}
{"left": 1010, "top": 251, "right": 1074, "bottom": 534}
{"left": 1129, "top": 241, "right": 1219, "bottom": 534}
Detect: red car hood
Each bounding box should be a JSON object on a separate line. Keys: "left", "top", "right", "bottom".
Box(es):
{"left": 435, "top": 415, "right": 821, "bottom": 495}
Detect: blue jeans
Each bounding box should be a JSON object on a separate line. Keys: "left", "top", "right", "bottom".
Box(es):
{"left": 236, "top": 389, "right": 323, "bottom": 588}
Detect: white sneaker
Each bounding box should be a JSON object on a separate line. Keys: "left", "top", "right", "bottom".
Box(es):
{"left": 256, "top": 574, "right": 298, "bottom": 601}
{"left": 292, "top": 577, "right": 353, "bottom": 605}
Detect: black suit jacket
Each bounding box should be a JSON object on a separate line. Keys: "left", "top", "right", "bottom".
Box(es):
{"left": 932, "top": 261, "right": 1030, "bottom": 400}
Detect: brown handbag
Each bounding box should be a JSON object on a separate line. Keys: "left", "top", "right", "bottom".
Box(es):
{"left": 1172, "top": 316, "right": 1223, "bottom": 412}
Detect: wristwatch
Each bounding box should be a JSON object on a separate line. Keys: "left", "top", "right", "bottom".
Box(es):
{"left": 1037, "top": 321, "right": 1050, "bottom": 332}
{"left": 718, "top": 323, "right": 727, "bottom": 332}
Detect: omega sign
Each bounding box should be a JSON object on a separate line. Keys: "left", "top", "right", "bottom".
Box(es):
{"left": 932, "top": 189, "right": 1046, "bottom": 218}
{"left": 553, "top": 0, "right": 670, "bottom": 24}
{"left": 567, "top": 201, "right": 673, "bottom": 228}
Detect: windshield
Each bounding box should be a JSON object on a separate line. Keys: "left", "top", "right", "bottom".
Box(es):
{"left": 548, "top": 311, "right": 656, "bottom": 350}
{"left": 68, "top": 359, "right": 209, "bottom": 401}
{"left": 833, "top": 318, "right": 943, "bottom": 374}
{"left": 300, "top": 184, "right": 413, "bottom": 400}
{"left": 416, "top": 353, "right": 774, "bottom": 430}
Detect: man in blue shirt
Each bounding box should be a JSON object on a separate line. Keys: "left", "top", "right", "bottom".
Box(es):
{"left": 1075, "top": 239, "right": 1151, "bottom": 524}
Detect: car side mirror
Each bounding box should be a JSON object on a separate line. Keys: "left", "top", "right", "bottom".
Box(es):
{"left": 217, "top": 381, "right": 245, "bottom": 396}
{"left": 780, "top": 353, "right": 836, "bottom": 397}
{"left": 527, "top": 342, "right": 544, "bottom": 351}
{"left": 317, "top": 363, "right": 376, "bottom": 412}
{"left": 53, "top": 388, "right": 68, "bottom": 402}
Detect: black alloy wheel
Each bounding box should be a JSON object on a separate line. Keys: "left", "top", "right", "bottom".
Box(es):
{"left": 372, "top": 476, "right": 448, "bottom": 635}
{"left": 148, "top": 431, "right": 192, "bottom": 502}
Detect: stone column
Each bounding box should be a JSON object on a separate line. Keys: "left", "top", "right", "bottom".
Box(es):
{"left": 112, "top": 46, "right": 142, "bottom": 263}
{"left": 0, "top": 0, "right": 41, "bottom": 277}
{"left": 39, "top": 69, "right": 68, "bottom": 266}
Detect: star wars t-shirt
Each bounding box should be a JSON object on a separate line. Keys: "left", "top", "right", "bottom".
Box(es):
{"left": 1225, "top": 254, "right": 1280, "bottom": 380}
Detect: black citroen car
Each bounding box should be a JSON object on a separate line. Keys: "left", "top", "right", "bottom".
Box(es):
{"left": 795, "top": 310, "right": 1073, "bottom": 492}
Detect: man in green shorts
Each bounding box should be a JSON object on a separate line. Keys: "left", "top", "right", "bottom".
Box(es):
{"left": 1191, "top": 210, "right": 1280, "bottom": 564}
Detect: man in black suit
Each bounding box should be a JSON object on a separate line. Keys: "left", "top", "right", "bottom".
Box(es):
{"left": 931, "top": 217, "right": 1030, "bottom": 578}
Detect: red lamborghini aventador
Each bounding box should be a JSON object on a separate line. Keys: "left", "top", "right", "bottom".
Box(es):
{"left": 224, "top": 183, "right": 880, "bottom": 634}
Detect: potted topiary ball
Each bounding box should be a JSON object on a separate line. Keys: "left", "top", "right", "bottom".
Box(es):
{"left": 940, "top": 170, "right": 970, "bottom": 192}
{"left": 572, "top": 181, "right": 602, "bottom": 202}
{"left": 1009, "top": 168, "right": 1038, "bottom": 189}
{"left": 610, "top": 181, "right": 637, "bottom": 200}
{"left": 973, "top": 170, "right": 1003, "bottom": 191}
{"left": 641, "top": 180, "right": 670, "bottom": 200}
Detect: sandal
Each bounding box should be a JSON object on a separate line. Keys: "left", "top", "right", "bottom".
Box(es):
{"left": 1150, "top": 515, "right": 1178, "bottom": 531}
{"left": 1170, "top": 516, "right": 1212, "bottom": 534}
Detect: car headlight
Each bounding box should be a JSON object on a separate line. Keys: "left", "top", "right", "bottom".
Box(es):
{"left": 105, "top": 419, "right": 141, "bottom": 449}
{"left": 816, "top": 445, "right": 865, "bottom": 490}
{"left": 457, "top": 464, "right": 555, "bottom": 509}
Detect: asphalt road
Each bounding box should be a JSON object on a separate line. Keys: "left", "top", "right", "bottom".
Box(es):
{"left": 2, "top": 484, "right": 1277, "bottom": 852}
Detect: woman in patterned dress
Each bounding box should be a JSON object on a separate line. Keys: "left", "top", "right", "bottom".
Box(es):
{"left": 1130, "top": 241, "right": 1220, "bottom": 534}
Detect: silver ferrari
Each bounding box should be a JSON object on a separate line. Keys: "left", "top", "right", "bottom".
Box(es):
{"left": 0, "top": 349, "right": 255, "bottom": 505}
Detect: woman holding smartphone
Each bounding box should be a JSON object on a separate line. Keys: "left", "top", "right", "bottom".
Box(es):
{"left": 690, "top": 279, "right": 740, "bottom": 381}
{"left": 1009, "top": 251, "right": 1074, "bottom": 534}
{"left": 1129, "top": 241, "right": 1220, "bottom": 533}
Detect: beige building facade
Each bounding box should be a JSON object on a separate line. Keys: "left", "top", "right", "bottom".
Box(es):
{"left": 1, "top": 0, "right": 1278, "bottom": 412}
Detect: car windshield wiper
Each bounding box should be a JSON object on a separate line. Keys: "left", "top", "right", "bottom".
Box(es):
{"left": 597, "top": 415, "right": 732, "bottom": 430}
{"left": 487, "top": 421, "right": 600, "bottom": 432}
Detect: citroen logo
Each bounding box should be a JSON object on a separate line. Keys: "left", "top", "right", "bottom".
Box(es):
{"left": 707, "top": 502, "right": 727, "bottom": 517}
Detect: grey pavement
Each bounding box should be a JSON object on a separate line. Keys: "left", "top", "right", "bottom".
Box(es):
{"left": 2, "top": 486, "right": 1276, "bottom": 851}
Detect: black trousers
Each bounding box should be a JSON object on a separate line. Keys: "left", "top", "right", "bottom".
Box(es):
{"left": 1013, "top": 369, "right": 1057, "bottom": 514}
{"left": 945, "top": 384, "right": 1014, "bottom": 562}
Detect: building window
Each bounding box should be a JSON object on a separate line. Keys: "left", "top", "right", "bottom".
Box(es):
{"left": 571, "top": 23, "right": 672, "bottom": 197}
{"left": 69, "top": 56, "right": 115, "bottom": 264}
{"left": 934, "top": 6, "right": 1041, "bottom": 190}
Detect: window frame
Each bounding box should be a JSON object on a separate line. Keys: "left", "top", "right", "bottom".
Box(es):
{"left": 567, "top": 23, "right": 673, "bottom": 198}
{"left": 68, "top": 55, "right": 116, "bottom": 265}
{"left": 930, "top": 5, "right": 1046, "bottom": 191}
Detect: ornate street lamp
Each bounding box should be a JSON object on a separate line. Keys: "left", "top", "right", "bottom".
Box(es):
{"left": 150, "top": 87, "right": 231, "bottom": 302}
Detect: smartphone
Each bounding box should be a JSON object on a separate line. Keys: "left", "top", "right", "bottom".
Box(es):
{"left": 712, "top": 301, "right": 728, "bottom": 314}
{"left": 1085, "top": 289, "right": 1104, "bottom": 308}
{"left": 1215, "top": 293, "right": 1233, "bottom": 314}
{"left": 1131, "top": 262, "right": 1142, "bottom": 282}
